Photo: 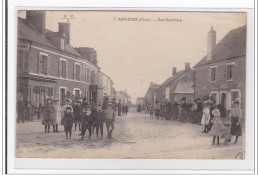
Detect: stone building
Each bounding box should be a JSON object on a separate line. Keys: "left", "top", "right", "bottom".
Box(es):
{"left": 17, "top": 11, "right": 102, "bottom": 106}
{"left": 116, "top": 90, "right": 131, "bottom": 106}
{"left": 144, "top": 82, "right": 160, "bottom": 107}
{"left": 154, "top": 63, "right": 194, "bottom": 103}
{"left": 193, "top": 26, "right": 246, "bottom": 112}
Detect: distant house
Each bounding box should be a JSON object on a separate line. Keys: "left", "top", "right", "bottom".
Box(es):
{"left": 155, "top": 63, "right": 194, "bottom": 103}
{"left": 144, "top": 82, "right": 160, "bottom": 107}
{"left": 193, "top": 26, "right": 246, "bottom": 112}
{"left": 136, "top": 97, "right": 145, "bottom": 106}
{"left": 116, "top": 90, "right": 131, "bottom": 106}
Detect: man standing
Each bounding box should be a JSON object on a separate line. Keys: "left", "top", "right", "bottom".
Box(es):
{"left": 17, "top": 96, "right": 25, "bottom": 123}
{"left": 111, "top": 98, "right": 118, "bottom": 113}
{"left": 103, "top": 102, "right": 116, "bottom": 139}
{"left": 117, "top": 100, "right": 122, "bottom": 116}
{"left": 95, "top": 102, "right": 104, "bottom": 139}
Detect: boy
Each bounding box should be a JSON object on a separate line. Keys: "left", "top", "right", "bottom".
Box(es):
{"left": 81, "top": 105, "right": 93, "bottom": 140}
{"left": 64, "top": 107, "right": 73, "bottom": 139}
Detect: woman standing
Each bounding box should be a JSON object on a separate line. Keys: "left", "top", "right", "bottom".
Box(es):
{"left": 177, "top": 97, "right": 187, "bottom": 123}
{"left": 201, "top": 100, "right": 212, "bottom": 133}
{"left": 53, "top": 99, "right": 62, "bottom": 132}
{"left": 42, "top": 98, "right": 55, "bottom": 133}
{"left": 229, "top": 98, "right": 243, "bottom": 144}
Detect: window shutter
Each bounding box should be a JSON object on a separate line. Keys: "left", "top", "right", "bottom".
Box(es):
{"left": 38, "top": 54, "right": 42, "bottom": 74}
{"left": 24, "top": 50, "right": 29, "bottom": 72}
{"left": 208, "top": 68, "right": 211, "bottom": 82}
{"left": 73, "top": 63, "right": 76, "bottom": 80}
{"left": 47, "top": 56, "right": 51, "bottom": 75}
{"left": 58, "top": 59, "right": 61, "bottom": 77}
{"left": 66, "top": 62, "right": 68, "bottom": 79}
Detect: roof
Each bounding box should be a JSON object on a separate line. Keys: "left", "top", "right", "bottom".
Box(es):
{"left": 18, "top": 17, "right": 82, "bottom": 58}
{"left": 118, "top": 91, "right": 131, "bottom": 98}
{"left": 194, "top": 25, "right": 247, "bottom": 68}
{"left": 159, "top": 70, "right": 185, "bottom": 88}
{"left": 174, "top": 82, "right": 194, "bottom": 94}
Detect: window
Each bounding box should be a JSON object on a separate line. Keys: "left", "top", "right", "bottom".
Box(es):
{"left": 211, "top": 67, "right": 216, "bottom": 82}
{"left": 17, "top": 50, "right": 24, "bottom": 71}
{"left": 41, "top": 55, "right": 48, "bottom": 75}
{"left": 227, "top": 64, "right": 234, "bottom": 80}
{"left": 61, "top": 38, "right": 65, "bottom": 50}
{"left": 47, "top": 88, "right": 53, "bottom": 96}
{"left": 86, "top": 68, "right": 90, "bottom": 83}
{"left": 75, "top": 64, "right": 80, "bottom": 81}
{"left": 61, "top": 60, "right": 66, "bottom": 78}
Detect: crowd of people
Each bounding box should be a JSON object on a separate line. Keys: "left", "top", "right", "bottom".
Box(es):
{"left": 145, "top": 96, "right": 243, "bottom": 145}
{"left": 17, "top": 96, "right": 128, "bottom": 140}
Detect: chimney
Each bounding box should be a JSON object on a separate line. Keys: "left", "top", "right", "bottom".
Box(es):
{"left": 26, "top": 11, "right": 46, "bottom": 35}
{"left": 172, "top": 67, "right": 177, "bottom": 77}
{"left": 185, "top": 63, "right": 191, "bottom": 82}
{"left": 207, "top": 26, "right": 216, "bottom": 60}
{"left": 185, "top": 63, "right": 191, "bottom": 72}
{"left": 59, "top": 23, "right": 70, "bottom": 44}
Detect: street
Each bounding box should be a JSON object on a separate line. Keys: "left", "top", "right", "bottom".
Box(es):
{"left": 16, "top": 110, "right": 244, "bottom": 159}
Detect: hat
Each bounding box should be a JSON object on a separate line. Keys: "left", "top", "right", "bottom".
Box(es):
{"left": 181, "top": 97, "right": 186, "bottom": 101}
{"left": 232, "top": 98, "right": 241, "bottom": 104}
{"left": 212, "top": 109, "right": 220, "bottom": 116}
{"left": 204, "top": 100, "right": 212, "bottom": 105}
{"left": 66, "top": 106, "right": 72, "bottom": 110}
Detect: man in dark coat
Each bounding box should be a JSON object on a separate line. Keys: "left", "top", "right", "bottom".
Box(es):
{"left": 165, "top": 101, "right": 172, "bottom": 120}
{"left": 196, "top": 98, "right": 203, "bottom": 125}
{"left": 111, "top": 98, "right": 118, "bottom": 113}
{"left": 17, "top": 97, "right": 25, "bottom": 123}
{"left": 102, "top": 97, "right": 109, "bottom": 110}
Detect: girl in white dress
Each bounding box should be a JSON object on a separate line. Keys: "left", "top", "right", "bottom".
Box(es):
{"left": 201, "top": 100, "right": 212, "bottom": 133}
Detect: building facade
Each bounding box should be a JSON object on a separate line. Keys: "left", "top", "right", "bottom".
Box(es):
{"left": 154, "top": 63, "right": 194, "bottom": 103}
{"left": 144, "top": 82, "right": 160, "bottom": 107}
{"left": 116, "top": 90, "right": 131, "bottom": 106}
{"left": 193, "top": 26, "right": 246, "bottom": 112}
{"left": 17, "top": 11, "right": 103, "bottom": 106}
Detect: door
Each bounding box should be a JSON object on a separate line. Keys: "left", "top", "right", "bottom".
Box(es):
{"left": 60, "top": 88, "right": 66, "bottom": 105}
{"left": 221, "top": 93, "right": 226, "bottom": 108}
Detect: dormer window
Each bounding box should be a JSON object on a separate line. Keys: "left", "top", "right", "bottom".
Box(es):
{"left": 61, "top": 38, "right": 65, "bottom": 50}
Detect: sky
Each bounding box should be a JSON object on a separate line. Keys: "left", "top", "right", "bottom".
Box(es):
{"left": 19, "top": 11, "right": 246, "bottom": 103}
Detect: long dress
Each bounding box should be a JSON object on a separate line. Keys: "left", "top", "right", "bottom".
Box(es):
{"left": 201, "top": 106, "right": 210, "bottom": 125}
{"left": 210, "top": 116, "right": 223, "bottom": 137}
{"left": 229, "top": 107, "right": 243, "bottom": 136}
{"left": 54, "top": 104, "right": 62, "bottom": 125}
{"left": 42, "top": 103, "right": 55, "bottom": 125}
{"left": 177, "top": 103, "right": 187, "bottom": 122}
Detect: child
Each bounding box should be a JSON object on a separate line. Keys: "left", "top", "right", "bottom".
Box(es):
{"left": 42, "top": 98, "right": 55, "bottom": 133}
{"left": 73, "top": 100, "right": 82, "bottom": 131}
{"left": 221, "top": 120, "right": 232, "bottom": 145}
{"left": 64, "top": 107, "right": 73, "bottom": 139}
{"left": 201, "top": 100, "right": 211, "bottom": 133}
{"left": 210, "top": 109, "right": 223, "bottom": 145}
{"left": 80, "top": 105, "right": 93, "bottom": 140}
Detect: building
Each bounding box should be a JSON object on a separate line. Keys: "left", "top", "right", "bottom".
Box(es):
{"left": 144, "top": 82, "right": 160, "bottom": 107}
{"left": 99, "top": 72, "right": 113, "bottom": 101}
{"left": 136, "top": 97, "right": 145, "bottom": 106}
{"left": 193, "top": 26, "right": 246, "bottom": 112}
{"left": 154, "top": 63, "right": 194, "bottom": 103}
{"left": 116, "top": 90, "right": 131, "bottom": 106}
{"left": 17, "top": 11, "right": 101, "bottom": 106}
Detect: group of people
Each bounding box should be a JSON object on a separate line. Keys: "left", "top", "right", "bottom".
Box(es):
{"left": 148, "top": 96, "right": 243, "bottom": 145}
{"left": 41, "top": 97, "right": 118, "bottom": 140}
{"left": 16, "top": 97, "right": 44, "bottom": 123}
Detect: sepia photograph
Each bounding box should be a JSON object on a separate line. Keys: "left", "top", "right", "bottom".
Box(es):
{"left": 15, "top": 10, "right": 247, "bottom": 160}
